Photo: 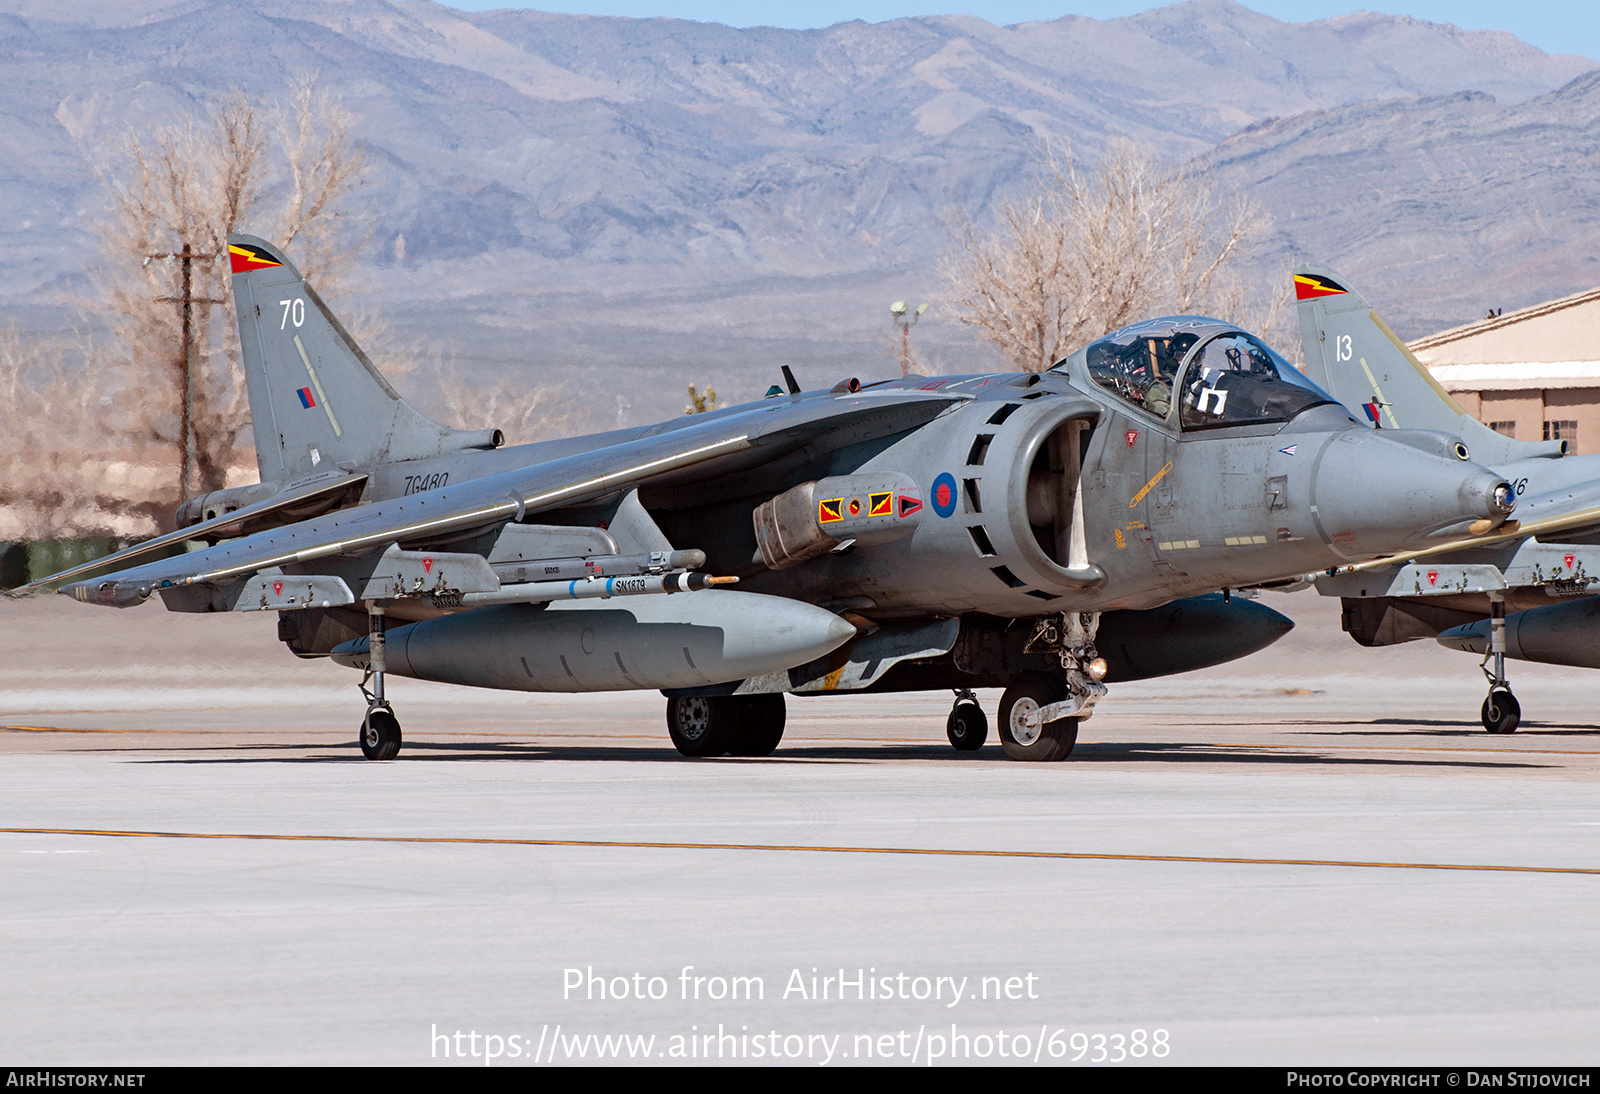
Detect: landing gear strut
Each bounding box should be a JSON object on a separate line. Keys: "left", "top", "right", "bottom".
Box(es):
{"left": 946, "top": 689, "right": 988, "bottom": 751}
{"left": 358, "top": 603, "right": 402, "bottom": 759}
{"left": 997, "top": 611, "right": 1108, "bottom": 761}
{"left": 1480, "top": 594, "right": 1520, "bottom": 734}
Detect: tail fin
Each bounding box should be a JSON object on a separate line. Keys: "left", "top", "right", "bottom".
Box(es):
{"left": 1295, "top": 265, "right": 1565, "bottom": 466}
{"left": 227, "top": 234, "right": 502, "bottom": 482}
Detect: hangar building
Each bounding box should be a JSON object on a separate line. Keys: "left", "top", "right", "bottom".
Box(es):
{"left": 1412, "top": 286, "right": 1600, "bottom": 454}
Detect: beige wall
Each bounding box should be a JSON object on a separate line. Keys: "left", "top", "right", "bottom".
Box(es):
{"left": 1456, "top": 387, "right": 1600, "bottom": 454}
{"left": 1419, "top": 296, "right": 1600, "bottom": 365}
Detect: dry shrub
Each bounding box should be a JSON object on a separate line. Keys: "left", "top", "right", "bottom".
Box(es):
{"left": 0, "top": 324, "right": 165, "bottom": 540}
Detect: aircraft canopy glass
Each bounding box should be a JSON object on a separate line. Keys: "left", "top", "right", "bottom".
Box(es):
{"left": 1082, "top": 319, "right": 1204, "bottom": 420}
{"left": 1177, "top": 332, "right": 1335, "bottom": 431}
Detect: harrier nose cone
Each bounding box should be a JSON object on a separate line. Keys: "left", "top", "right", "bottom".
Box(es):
{"left": 1311, "top": 431, "right": 1514, "bottom": 559}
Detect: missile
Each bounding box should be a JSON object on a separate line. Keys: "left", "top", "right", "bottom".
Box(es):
{"left": 434, "top": 570, "right": 735, "bottom": 609}
{"left": 330, "top": 588, "right": 858, "bottom": 692}
{"left": 1437, "top": 598, "right": 1600, "bottom": 669}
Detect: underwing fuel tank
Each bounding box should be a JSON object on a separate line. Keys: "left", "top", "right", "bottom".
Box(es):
{"left": 1436, "top": 599, "right": 1600, "bottom": 669}
{"left": 330, "top": 589, "right": 858, "bottom": 692}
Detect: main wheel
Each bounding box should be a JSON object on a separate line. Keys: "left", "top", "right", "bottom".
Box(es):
{"left": 946, "top": 700, "right": 988, "bottom": 751}
{"left": 998, "top": 674, "right": 1079, "bottom": 762}
{"left": 666, "top": 695, "right": 738, "bottom": 757}
{"left": 1482, "top": 688, "right": 1521, "bottom": 734}
{"left": 727, "top": 694, "right": 786, "bottom": 757}
{"left": 360, "top": 708, "right": 402, "bottom": 761}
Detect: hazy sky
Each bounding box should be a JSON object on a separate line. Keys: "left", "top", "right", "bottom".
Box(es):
{"left": 431, "top": 2, "right": 1600, "bottom": 64}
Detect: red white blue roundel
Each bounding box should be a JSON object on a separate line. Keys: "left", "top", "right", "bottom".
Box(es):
{"left": 931, "top": 472, "right": 958, "bottom": 518}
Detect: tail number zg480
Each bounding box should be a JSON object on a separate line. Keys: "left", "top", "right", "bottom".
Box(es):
{"left": 404, "top": 472, "right": 449, "bottom": 495}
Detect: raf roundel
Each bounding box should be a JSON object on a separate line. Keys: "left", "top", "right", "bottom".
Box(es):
{"left": 931, "top": 472, "right": 958, "bottom": 518}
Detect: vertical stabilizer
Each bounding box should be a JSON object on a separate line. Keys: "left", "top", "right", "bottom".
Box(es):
{"left": 227, "top": 234, "right": 502, "bottom": 483}
{"left": 1295, "top": 266, "right": 1564, "bottom": 466}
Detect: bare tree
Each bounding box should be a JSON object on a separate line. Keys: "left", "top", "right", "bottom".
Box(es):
{"left": 95, "top": 77, "right": 366, "bottom": 509}
{"left": 434, "top": 371, "right": 577, "bottom": 444}
{"left": 946, "top": 141, "right": 1274, "bottom": 372}
{"left": 0, "top": 325, "right": 150, "bottom": 542}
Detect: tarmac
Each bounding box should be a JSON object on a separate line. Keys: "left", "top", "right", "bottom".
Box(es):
{"left": 3, "top": 589, "right": 1598, "bottom": 1066}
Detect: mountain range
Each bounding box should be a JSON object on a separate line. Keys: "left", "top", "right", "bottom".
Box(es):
{"left": 2, "top": 0, "right": 1595, "bottom": 423}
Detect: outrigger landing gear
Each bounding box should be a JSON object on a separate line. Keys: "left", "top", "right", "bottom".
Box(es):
{"left": 1480, "top": 594, "right": 1520, "bottom": 734}
{"left": 358, "top": 603, "right": 402, "bottom": 760}
{"left": 946, "top": 689, "right": 988, "bottom": 751}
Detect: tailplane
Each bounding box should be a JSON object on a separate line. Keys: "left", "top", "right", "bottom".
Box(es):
{"left": 1295, "top": 266, "right": 1565, "bottom": 466}
{"left": 227, "top": 234, "right": 501, "bottom": 483}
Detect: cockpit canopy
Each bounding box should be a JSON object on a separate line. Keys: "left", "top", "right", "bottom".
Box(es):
{"left": 1066, "top": 316, "right": 1338, "bottom": 431}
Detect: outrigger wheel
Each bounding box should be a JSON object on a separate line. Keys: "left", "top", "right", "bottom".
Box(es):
{"left": 357, "top": 602, "right": 402, "bottom": 759}
{"left": 1482, "top": 688, "right": 1521, "bottom": 735}
{"left": 1479, "top": 595, "right": 1520, "bottom": 735}
{"left": 946, "top": 690, "right": 988, "bottom": 751}
{"left": 361, "top": 706, "right": 402, "bottom": 760}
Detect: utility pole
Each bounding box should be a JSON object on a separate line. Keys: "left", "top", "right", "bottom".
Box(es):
{"left": 149, "top": 243, "right": 225, "bottom": 501}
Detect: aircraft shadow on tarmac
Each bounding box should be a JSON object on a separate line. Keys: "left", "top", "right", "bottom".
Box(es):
{"left": 1268, "top": 719, "right": 1600, "bottom": 734}
{"left": 118, "top": 737, "right": 1550, "bottom": 771}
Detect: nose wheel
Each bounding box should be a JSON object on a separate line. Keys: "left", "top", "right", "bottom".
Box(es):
{"left": 998, "top": 673, "right": 1079, "bottom": 761}
{"left": 1479, "top": 596, "right": 1520, "bottom": 734}
{"left": 946, "top": 690, "right": 988, "bottom": 751}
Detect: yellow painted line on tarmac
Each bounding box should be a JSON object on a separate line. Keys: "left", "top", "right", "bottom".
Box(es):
{"left": 1182, "top": 740, "right": 1600, "bottom": 757}
{"left": 3, "top": 827, "right": 1598, "bottom": 876}
{"left": 1, "top": 725, "right": 209, "bottom": 735}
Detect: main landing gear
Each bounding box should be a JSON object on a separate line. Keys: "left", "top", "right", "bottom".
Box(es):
{"left": 666, "top": 694, "right": 787, "bottom": 757}
{"left": 358, "top": 603, "right": 403, "bottom": 760}
{"left": 1480, "top": 595, "right": 1521, "bottom": 734}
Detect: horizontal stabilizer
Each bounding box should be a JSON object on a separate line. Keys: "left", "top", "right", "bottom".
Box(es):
{"left": 7, "top": 473, "right": 367, "bottom": 597}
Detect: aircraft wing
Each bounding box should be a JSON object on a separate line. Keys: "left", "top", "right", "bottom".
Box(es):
{"left": 56, "top": 387, "right": 964, "bottom": 607}
{"left": 1332, "top": 502, "right": 1600, "bottom": 575}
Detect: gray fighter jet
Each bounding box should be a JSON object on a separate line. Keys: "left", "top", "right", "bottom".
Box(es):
{"left": 16, "top": 237, "right": 1519, "bottom": 761}
{"left": 1298, "top": 267, "right": 1600, "bottom": 732}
